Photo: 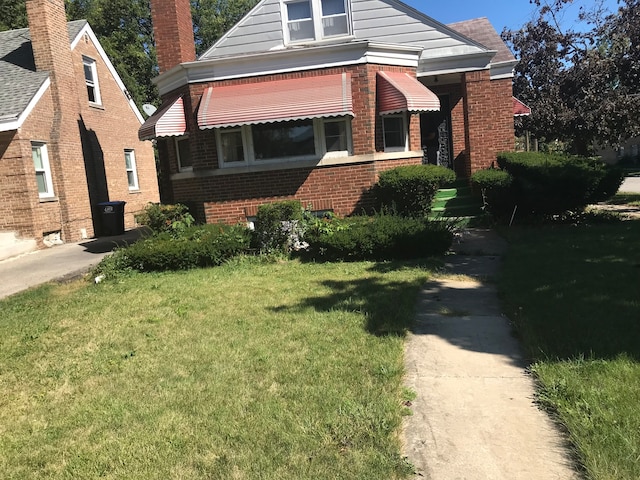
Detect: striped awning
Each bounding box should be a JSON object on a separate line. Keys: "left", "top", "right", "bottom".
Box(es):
{"left": 138, "top": 96, "right": 187, "bottom": 141}
{"left": 513, "top": 97, "right": 531, "bottom": 116}
{"left": 197, "top": 73, "right": 354, "bottom": 129}
{"left": 377, "top": 71, "right": 440, "bottom": 115}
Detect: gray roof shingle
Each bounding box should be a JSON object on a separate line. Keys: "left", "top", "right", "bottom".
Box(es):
{"left": 0, "top": 20, "right": 87, "bottom": 123}
{"left": 447, "top": 17, "right": 516, "bottom": 64}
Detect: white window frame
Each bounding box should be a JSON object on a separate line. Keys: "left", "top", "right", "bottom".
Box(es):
{"left": 83, "top": 56, "right": 102, "bottom": 105}
{"left": 282, "top": 0, "right": 350, "bottom": 44}
{"left": 125, "top": 149, "right": 139, "bottom": 190}
{"left": 175, "top": 136, "right": 193, "bottom": 172}
{"left": 382, "top": 114, "right": 408, "bottom": 152}
{"left": 216, "top": 117, "right": 352, "bottom": 167}
{"left": 32, "top": 141, "right": 55, "bottom": 199}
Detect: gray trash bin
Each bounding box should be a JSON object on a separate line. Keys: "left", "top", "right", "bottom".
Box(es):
{"left": 97, "top": 201, "right": 126, "bottom": 236}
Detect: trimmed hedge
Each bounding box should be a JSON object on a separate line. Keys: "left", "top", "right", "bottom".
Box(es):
{"left": 374, "top": 164, "right": 457, "bottom": 217}
{"left": 252, "top": 200, "right": 305, "bottom": 253}
{"left": 303, "top": 213, "right": 453, "bottom": 261}
{"left": 495, "top": 152, "right": 624, "bottom": 216}
{"left": 94, "top": 224, "right": 251, "bottom": 276}
{"left": 134, "top": 203, "right": 195, "bottom": 235}
{"left": 470, "top": 168, "right": 514, "bottom": 218}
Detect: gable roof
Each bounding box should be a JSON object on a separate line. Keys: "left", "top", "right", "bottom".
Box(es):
{"left": 0, "top": 20, "right": 143, "bottom": 132}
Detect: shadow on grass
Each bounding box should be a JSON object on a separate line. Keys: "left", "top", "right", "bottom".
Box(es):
{"left": 271, "top": 260, "right": 433, "bottom": 336}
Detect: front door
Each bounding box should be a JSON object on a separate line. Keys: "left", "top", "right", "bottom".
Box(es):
{"left": 420, "top": 95, "right": 453, "bottom": 169}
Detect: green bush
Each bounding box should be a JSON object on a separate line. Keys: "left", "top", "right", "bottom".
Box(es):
{"left": 253, "top": 200, "right": 305, "bottom": 254}
{"left": 134, "top": 203, "right": 195, "bottom": 236}
{"left": 374, "top": 165, "right": 456, "bottom": 217}
{"left": 496, "top": 152, "right": 624, "bottom": 216}
{"left": 470, "top": 168, "right": 515, "bottom": 218}
{"left": 94, "top": 224, "right": 251, "bottom": 277}
{"left": 303, "top": 213, "right": 453, "bottom": 261}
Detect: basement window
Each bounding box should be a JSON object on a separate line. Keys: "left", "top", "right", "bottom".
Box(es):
{"left": 83, "top": 56, "right": 102, "bottom": 105}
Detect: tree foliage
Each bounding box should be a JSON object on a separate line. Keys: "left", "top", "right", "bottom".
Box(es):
{"left": 503, "top": 0, "right": 640, "bottom": 154}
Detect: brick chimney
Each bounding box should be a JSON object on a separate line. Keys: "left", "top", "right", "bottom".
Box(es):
{"left": 150, "top": 0, "right": 197, "bottom": 74}
{"left": 25, "top": 0, "right": 91, "bottom": 241}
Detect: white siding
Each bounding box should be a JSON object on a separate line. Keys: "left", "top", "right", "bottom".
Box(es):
{"left": 202, "top": 0, "right": 488, "bottom": 61}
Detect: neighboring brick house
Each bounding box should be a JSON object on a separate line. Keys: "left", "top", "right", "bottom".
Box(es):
{"left": 141, "top": 0, "right": 517, "bottom": 224}
{"left": 0, "top": 0, "right": 159, "bottom": 259}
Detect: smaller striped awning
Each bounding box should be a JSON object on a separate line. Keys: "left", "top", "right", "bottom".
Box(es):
{"left": 198, "top": 73, "right": 354, "bottom": 129}
{"left": 513, "top": 97, "right": 531, "bottom": 116}
{"left": 138, "top": 96, "right": 187, "bottom": 141}
{"left": 377, "top": 71, "right": 440, "bottom": 115}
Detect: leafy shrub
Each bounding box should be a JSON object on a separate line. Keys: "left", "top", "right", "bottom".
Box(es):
{"left": 496, "top": 152, "right": 624, "bottom": 216}
{"left": 470, "top": 168, "right": 514, "bottom": 218}
{"left": 253, "top": 200, "right": 305, "bottom": 253}
{"left": 303, "top": 212, "right": 453, "bottom": 261}
{"left": 93, "top": 224, "right": 251, "bottom": 277}
{"left": 374, "top": 165, "right": 456, "bottom": 217}
{"left": 135, "top": 203, "right": 195, "bottom": 236}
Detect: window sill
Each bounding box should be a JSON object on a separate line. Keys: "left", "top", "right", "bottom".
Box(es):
{"left": 89, "top": 102, "right": 105, "bottom": 110}
{"left": 39, "top": 196, "right": 59, "bottom": 203}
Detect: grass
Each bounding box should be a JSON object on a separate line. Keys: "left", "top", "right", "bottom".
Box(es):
{"left": 0, "top": 257, "right": 433, "bottom": 479}
{"left": 499, "top": 220, "right": 640, "bottom": 479}
{"left": 604, "top": 192, "right": 640, "bottom": 207}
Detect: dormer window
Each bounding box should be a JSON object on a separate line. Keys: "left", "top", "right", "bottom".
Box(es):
{"left": 284, "top": 0, "right": 350, "bottom": 43}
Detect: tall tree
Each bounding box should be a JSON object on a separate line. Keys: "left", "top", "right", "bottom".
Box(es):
{"left": 504, "top": 0, "right": 640, "bottom": 154}
{"left": 191, "top": 0, "right": 258, "bottom": 55}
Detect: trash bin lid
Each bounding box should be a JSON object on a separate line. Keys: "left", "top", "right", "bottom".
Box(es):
{"left": 97, "top": 201, "right": 126, "bottom": 206}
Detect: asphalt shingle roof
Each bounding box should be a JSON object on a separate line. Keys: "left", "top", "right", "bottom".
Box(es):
{"left": 0, "top": 20, "right": 87, "bottom": 123}
{"left": 447, "top": 17, "right": 516, "bottom": 65}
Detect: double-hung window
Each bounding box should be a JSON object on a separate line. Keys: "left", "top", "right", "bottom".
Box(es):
{"left": 83, "top": 56, "right": 101, "bottom": 105}
{"left": 124, "top": 149, "right": 139, "bottom": 190}
{"left": 216, "top": 117, "right": 351, "bottom": 166}
{"left": 32, "top": 142, "right": 55, "bottom": 199}
{"left": 382, "top": 114, "right": 407, "bottom": 152}
{"left": 284, "top": 0, "right": 349, "bottom": 43}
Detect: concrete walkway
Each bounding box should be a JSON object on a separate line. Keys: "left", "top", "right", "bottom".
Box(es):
{"left": 403, "top": 229, "right": 580, "bottom": 479}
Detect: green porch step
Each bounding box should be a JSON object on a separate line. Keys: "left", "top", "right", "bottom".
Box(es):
{"left": 430, "top": 181, "right": 483, "bottom": 218}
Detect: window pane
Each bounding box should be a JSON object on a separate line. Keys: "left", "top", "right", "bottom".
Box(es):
{"left": 383, "top": 116, "right": 405, "bottom": 148}
{"left": 287, "top": 1, "right": 311, "bottom": 20}
{"left": 321, "top": 0, "right": 345, "bottom": 16}
{"left": 125, "top": 151, "right": 133, "bottom": 169}
{"left": 288, "top": 19, "right": 315, "bottom": 41}
{"left": 87, "top": 86, "right": 96, "bottom": 103}
{"left": 127, "top": 171, "right": 136, "bottom": 188}
{"left": 35, "top": 171, "right": 47, "bottom": 194}
{"left": 32, "top": 146, "right": 43, "bottom": 169}
{"left": 324, "top": 120, "right": 347, "bottom": 152}
{"left": 220, "top": 130, "right": 245, "bottom": 163}
{"left": 322, "top": 15, "right": 348, "bottom": 36}
{"left": 177, "top": 139, "right": 192, "bottom": 168}
{"left": 252, "top": 120, "right": 315, "bottom": 160}
{"left": 84, "top": 63, "right": 93, "bottom": 82}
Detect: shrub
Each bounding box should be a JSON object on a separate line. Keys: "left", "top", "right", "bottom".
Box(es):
{"left": 374, "top": 165, "right": 456, "bottom": 217}
{"left": 496, "top": 152, "right": 623, "bottom": 216}
{"left": 303, "top": 212, "right": 453, "bottom": 261}
{"left": 134, "top": 203, "right": 195, "bottom": 236}
{"left": 93, "top": 224, "right": 251, "bottom": 277}
{"left": 470, "top": 168, "right": 514, "bottom": 218}
{"left": 253, "top": 200, "right": 305, "bottom": 254}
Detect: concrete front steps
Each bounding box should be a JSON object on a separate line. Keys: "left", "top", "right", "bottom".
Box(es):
{"left": 0, "top": 231, "right": 37, "bottom": 262}
{"left": 431, "top": 181, "right": 483, "bottom": 218}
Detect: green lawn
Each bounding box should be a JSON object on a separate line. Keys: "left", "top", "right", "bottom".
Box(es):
{"left": 0, "top": 258, "right": 433, "bottom": 479}
{"left": 499, "top": 220, "right": 640, "bottom": 479}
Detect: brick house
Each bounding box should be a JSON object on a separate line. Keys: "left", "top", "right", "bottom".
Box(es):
{"left": 141, "top": 0, "right": 516, "bottom": 224}
{"left": 0, "top": 0, "right": 159, "bottom": 259}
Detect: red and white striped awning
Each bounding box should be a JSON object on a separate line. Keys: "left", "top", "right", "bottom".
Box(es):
{"left": 513, "top": 97, "right": 531, "bottom": 116}
{"left": 377, "top": 71, "right": 440, "bottom": 115}
{"left": 138, "top": 96, "right": 187, "bottom": 141}
{"left": 197, "top": 73, "right": 354, "bottom": 129}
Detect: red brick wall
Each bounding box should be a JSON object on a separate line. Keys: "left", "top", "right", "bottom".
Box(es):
{"left": 150, "top": 0, "right": 196, "bottom": 73}
{"left": 463, "top": 71, "right": 514, "bottom": 174}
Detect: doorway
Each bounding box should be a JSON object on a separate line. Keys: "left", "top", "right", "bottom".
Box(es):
{"left": 420, "top": 95, "right": 453, "bottom": 169}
